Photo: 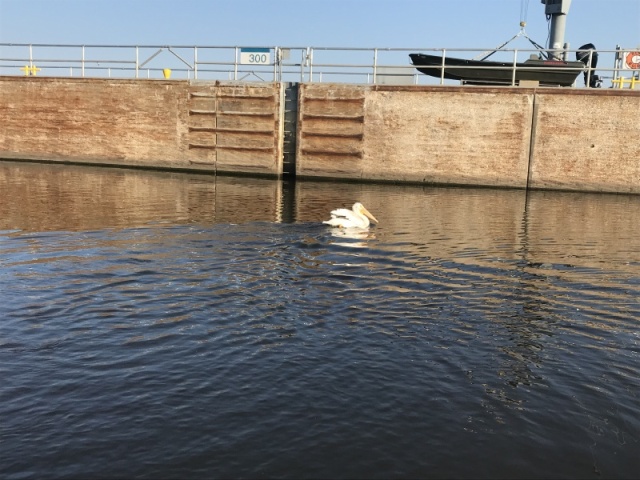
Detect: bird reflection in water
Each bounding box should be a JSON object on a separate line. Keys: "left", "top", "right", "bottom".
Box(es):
{"left": 329, "top": 226, "right": 376, "bottom": 248}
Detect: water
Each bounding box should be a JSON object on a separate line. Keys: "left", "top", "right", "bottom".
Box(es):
{"left": 1, "top": 162, "right": 639, "bottom": 479}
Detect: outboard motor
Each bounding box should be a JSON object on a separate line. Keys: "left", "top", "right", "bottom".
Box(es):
{"left": 577, "top": 43, "right": 601, "bottom": 88}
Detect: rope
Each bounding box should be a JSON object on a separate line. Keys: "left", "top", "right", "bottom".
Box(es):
{"left": 476, "top": 31, "right": 524, "bottom": 60}
{"left": 520, "top": 0, "right": 531, "bottom": 27}
{"left": 525, "top": 34, "right": 550, "bottom": 59}
{"left": 475, "top": 0, "right": 549, "bottom": 61}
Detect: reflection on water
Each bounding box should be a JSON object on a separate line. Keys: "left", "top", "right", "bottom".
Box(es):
{"left": 1, "top": 161, "right": 639, "bottom": 479}
{"left": 329, "top": 227, "right": 376, "bottom": 248}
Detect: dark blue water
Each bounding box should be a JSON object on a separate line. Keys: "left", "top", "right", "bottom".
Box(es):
{"left": 1, "top": 162, "right": 639, "bottom": 479}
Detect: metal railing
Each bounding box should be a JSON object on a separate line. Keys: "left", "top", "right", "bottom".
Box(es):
{"left": 0, "top": 43, "right": 638, "bottom": 88}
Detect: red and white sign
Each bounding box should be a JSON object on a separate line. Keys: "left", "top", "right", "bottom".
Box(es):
{"left": 623, "top": 51, "right": 640, "bottom": 70}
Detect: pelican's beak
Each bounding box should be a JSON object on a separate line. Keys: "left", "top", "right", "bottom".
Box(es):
{"left": 361, "top": 206, "right": 378, "bottom": 224}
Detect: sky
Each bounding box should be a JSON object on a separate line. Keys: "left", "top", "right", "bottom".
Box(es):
{"left": 0, "top": 0, "right": 637, "bottom": 50}
{"left": 0, "top": 0, "right": 638, "bottom": 80}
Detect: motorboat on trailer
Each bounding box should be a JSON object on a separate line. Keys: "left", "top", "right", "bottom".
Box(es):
{"left": 410, "top": 0, "right": 600, "bottom": 87}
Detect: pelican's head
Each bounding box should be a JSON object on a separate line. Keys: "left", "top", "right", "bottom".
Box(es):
{"left": 354, "top": 202, "right": 378, "bottom": 224}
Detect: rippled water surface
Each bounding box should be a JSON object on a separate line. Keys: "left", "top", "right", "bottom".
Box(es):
{"left": 1, "top": 162, "right": 639, "bottom": 479}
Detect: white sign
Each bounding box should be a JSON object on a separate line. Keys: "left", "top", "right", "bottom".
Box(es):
{"left": 240, "top": 48, "right": 271, "bottom": 65}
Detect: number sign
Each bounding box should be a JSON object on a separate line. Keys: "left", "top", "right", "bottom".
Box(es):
{"left": 240, "top": 48, "right": 271, "bottom": 65}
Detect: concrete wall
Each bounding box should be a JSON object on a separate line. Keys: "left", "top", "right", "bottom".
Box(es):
{"left": 187, "top": 82, "right": 283, "bottom": 175}
{"left": 297, "top": 83, "right": 640, "bottom": 192}
{"left": 1, "top": 76, "right": 639, "bottom": 193}
{"left": 297, "top": 84, "right": 534, "bottom": 187}
{"left": 529, "top": 89, "right": 640, "bottom": 193}
{"left": 0, "top": 77, "right": 188, "bottom": 167}
{"left": 0, "top": 77, "right": 283, "bottom": 176}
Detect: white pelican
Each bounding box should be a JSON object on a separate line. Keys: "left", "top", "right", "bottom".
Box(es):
{"left": 323, "top": 202, "right": 378, "bottom": 229}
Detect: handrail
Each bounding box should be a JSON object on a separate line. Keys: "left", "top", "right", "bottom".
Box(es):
{"left": 0, "top": 43, "right": 637, "bottom": 88}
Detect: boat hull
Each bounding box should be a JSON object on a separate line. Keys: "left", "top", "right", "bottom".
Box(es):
{"left": 410, "top": 53, "right": 584, "bottom": 86}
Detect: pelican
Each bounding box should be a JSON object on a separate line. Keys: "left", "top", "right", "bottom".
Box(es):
{"left": 323, "top": 202, "right": 378, "bottom": 229}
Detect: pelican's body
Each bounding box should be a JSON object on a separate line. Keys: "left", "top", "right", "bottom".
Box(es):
{"left": 323, "top": 202, "right": 379, "bottom": 229}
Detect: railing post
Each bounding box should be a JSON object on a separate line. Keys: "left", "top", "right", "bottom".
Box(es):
{"left": 512, "top": 49, "right": 518, "bottom": 86}
{"left": 135, "top": 46, "right": 139, "bottom": 79}
{"left": 440, "top": 49, "right": 446, "bottom": 85}
{"left": 82, "top": 45, "right": 85, "bottom": 78}
{"left": 586, "top": 50, "right": 593, "bottom": 88}
{"left": 194, "top": 46, "right": 198, "bottom": 79}
{"left": 614, "top": 45, "right": 623, "bottom": 82}
{"left": 373, "top": 48, "right": 378, "bottom": 84}
{"left": 273, "top": 46, "right": 278, "bottom": 81}
{"left": 234, "top": 46, "right": 239, "bottom": 81}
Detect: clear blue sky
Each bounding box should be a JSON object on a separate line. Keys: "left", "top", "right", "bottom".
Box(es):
{"left": 0, "top": 0, "right": 638, "bottom": 51}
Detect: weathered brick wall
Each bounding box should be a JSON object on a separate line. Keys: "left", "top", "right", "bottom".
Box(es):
{"left": 363, "top": 85, "right": 534, "bottom": 187}
{"left": 529, "top": 89, "right": 640, "bottom": 193}
{"left": 297, "top": 83, "right": 640, "bottom": 192}
{"left": 1, "top": 76, "right": 639, "bottom": 192}
{"left": 0, "top": 77, "right": 189, "bottom": 167}
{"left": 0, "top": 77, "right": 283, "bottom": 176}
{"left": 297, "top": 84, "right": 533, "bottom": 187}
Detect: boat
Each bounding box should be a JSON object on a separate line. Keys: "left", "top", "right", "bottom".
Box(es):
{"left": 410, "top": 0, "right": 596, "bottom": 87}
{"left": 409, "top": 53, "right": 585, "bottom": 86}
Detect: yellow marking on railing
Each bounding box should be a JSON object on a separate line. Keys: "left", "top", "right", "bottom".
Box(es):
{"left": 611, "top": 77, "right": 639, "bottom": 89}
{"left": 19, "top": 65, "right": 41, "bottom": 76}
